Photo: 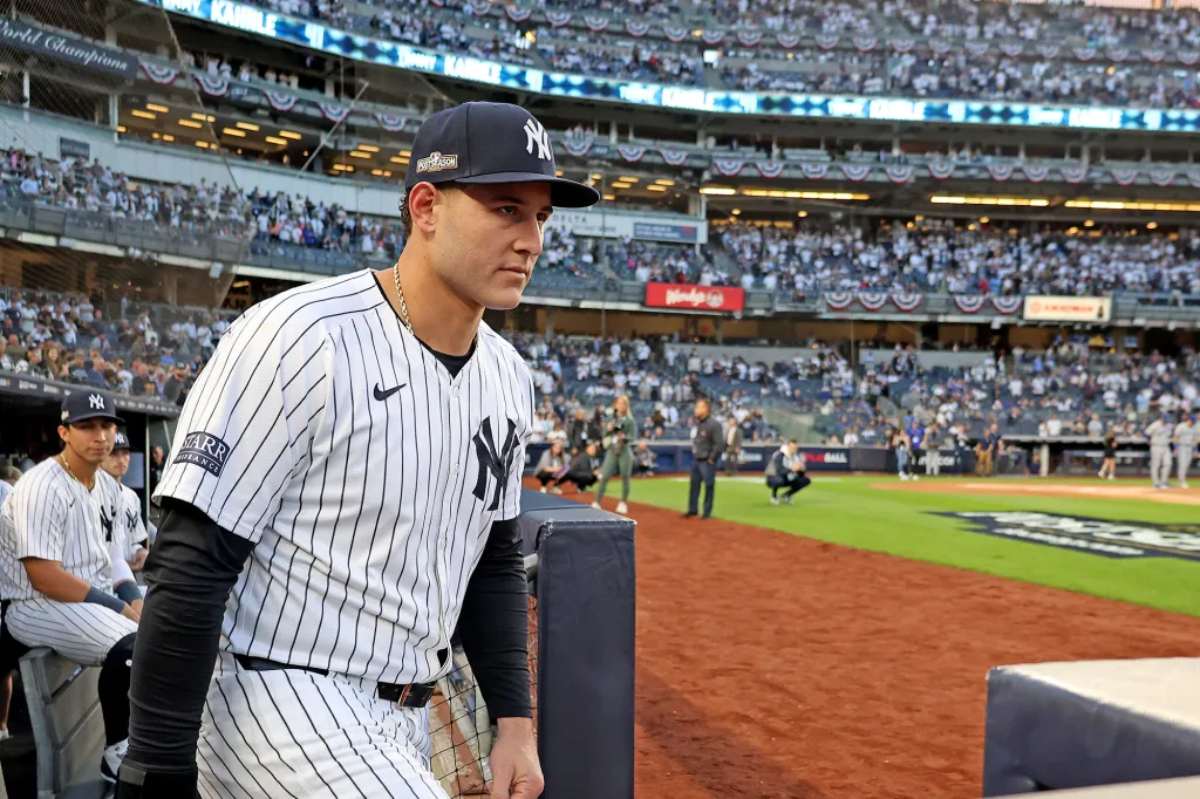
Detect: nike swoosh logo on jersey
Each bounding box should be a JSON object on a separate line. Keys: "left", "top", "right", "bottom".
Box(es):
{"left": 373, "top": 383, "right": 406, "bottom": 401}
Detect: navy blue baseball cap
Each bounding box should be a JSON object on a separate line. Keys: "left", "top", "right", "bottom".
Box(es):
{"left": 60, "top": 389, "right": 123, "bottom": 425}
{"left": 404, "top": 102, "right": 600, "bottom": 208}
{"left": 112, "top": 430, "right": 131, "bottom": 451}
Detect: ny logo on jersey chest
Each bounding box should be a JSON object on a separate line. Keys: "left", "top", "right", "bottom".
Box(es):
{"left": 472, "top": 417, "right": 518, "bottom": 511}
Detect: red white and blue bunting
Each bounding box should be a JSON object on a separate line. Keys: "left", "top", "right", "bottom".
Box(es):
{"left": 1074, "top": 46, "right": 1097, "bottom": 61}
{"left": 584, "top": 15, "right": 608, "bottom": 32}
{"left": 987, "top": 163, "right": 1013, "bottom": 181}
{"left": 1189, "top": 170, "right": 1200, "bottom": 189}
{"left": 1061, "top": 164, "right": 1088, "bottom": 183}
{"left": 193, "top": 73, "right": 230, "bottom": 97}
{"left": 1000, "top": 41, "right": 1024, "bottom": 57}
{"left": 858, "top": 291, "right": 889, "bottom": 311}
{"left": 1038, "top": 44, "right": 1060, "bottom": 59}
{"left": 562, "top": 133, "right": 594, "bottom": 157}
{"left": 1143, "top": 49, "right": 1165, "bottom": 63}
{"left": 841, "top": 164, "right": 872, "bottom": 182}
{"left": 801, "top": 162, "right": 828, "bottom": 179}
{"left": 660, "top": 148, "right": 688, "bottom": 166}
{"left": 756, "top": 161, "right": 785, "bottom": 178}
{"left": 626, "top": 20, "right": 650, "bottom": 37}
{"left": 664, "top": 25, "right": 689, "bottom": 42}
{"left": 1149, "top": 168, "right": 1176, "bottom": 187}
{"left": 966, "top": 41, "right": 990, "bottom": 58}
{"left": 885, "top": 164, "right": 913, "bottom": 183}
{"left": 816, "top": 33, "right": 839, "bottom": 50}
{"left": 546, "top": 10, "right": 573, "bottom": 27}
{"left": 1110, "top": 167, "right": 1139, "bottom": 186}
{"left": 824, "top": 291, "right": 854, "bottom": 310}
{"left": 927, "top": 157, "right": 955, "bottom": 180}
{"left": 1022, "top": 164, "right": 1049, "bottom": 182}
{"left": 1180, "top": 51, "right": 1200, "bottom": 66}
{"left": 263, "top": 89, "right": 298, "bottom": 112}
{"left": 953, "top": 295, "right": 987, "bottom": 314}
{"left": 617, "top": 144, "right": 646, "bottom": 162}
{"left": 737, "top": 30, "right": 763, "bottom": 47}
{"left": 853, "top": 35, "right": 878, "bottom": 52}
{"left": 505, "top": 6, "right": 532, "bottom": 22}
{"left": 712, "top": 158, "right": 744, "bottom": 177}
{"left": 374, "top": 111, "right": 406, "bottom": 132}
{"left": 929, "top": 39, "right": 953, "bottom": 55}
{"left": 140, "top": 60, "right": 179, "bottom": 85}
{"left": 776, "top": 33, "right": 801, "bottom": 49}
{"left": 892, "top": 292, "right": 923, "bottom": 312}
{"left": 992, "top": 296, "right": 1022, "bottom": 315}
{"left": 702, "top": 30, "right": 725, "bottom": 45}
{"left": 892, "top": 39, "right": 915, "bottom": 53}
{"left": 318, "top": 102, "right": 350, "bottom": 124}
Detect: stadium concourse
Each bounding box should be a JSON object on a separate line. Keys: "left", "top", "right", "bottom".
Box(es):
{"left": 2, "top": 0, "right": 1200, "bottom": 796}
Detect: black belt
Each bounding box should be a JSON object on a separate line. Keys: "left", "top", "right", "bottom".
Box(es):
{"left": 233, "top": 655, "right": 435, "bottom": 708}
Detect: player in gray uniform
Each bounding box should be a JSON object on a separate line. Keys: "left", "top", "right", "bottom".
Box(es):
{"left": 118, "top": 102, "right": 599, "bottom": 799}
{"left": 0, "top": 390, "right": 139, "bottom": 782}
{"left": 1174, "top": 415, "right": 1196, "bottom": 488}
{"left": 1145, "top": 413, "right": 1173, "bottom": 489}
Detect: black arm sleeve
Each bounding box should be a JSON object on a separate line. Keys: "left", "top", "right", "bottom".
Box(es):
{"left": 456, "top": 517, "right": 532, "bottom": 720}
{"left": 121, "top": 499, "right": 255, "bottom": 776}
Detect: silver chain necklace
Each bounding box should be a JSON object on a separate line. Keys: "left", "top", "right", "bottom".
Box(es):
{"left": 391, "top": 259, "right": 414, "bottom": 335}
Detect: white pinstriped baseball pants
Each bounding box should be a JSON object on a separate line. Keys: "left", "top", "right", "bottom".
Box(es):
{"left": 197, "top": 653, "right": 447, "bottom": 799}
{"left": 5, "top": 597, "right": 137, "bottom": 666}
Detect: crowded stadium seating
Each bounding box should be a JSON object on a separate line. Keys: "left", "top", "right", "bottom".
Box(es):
{"left": 247, "top": 0, "right": 1200, "bottom": 108}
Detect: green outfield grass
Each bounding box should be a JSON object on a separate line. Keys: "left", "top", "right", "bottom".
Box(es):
{"left": 629, "top": 475, "right": 1200, "bottom": 617}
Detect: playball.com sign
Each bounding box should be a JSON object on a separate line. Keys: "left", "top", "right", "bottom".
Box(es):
{"left": 644, "top": 283, "right": 745, "bottom": 313}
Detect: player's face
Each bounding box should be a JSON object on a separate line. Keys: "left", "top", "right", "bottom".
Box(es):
{"left": 102, "top": 449, "right": 131, "bottom": 478}
{"left": 60, "top": 419, "right": 116, "bottom": 465}
{"left": 432, "top": 183, "right": 552, "bottom": 311}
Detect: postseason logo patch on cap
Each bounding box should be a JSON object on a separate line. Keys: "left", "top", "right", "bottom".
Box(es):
{"left": 416, "top": 151, "right": 459, "bottom": 174}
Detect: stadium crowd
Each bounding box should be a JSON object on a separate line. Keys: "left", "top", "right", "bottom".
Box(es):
{"left": 242, "top": 0, "right": 1200, "bottom": 108}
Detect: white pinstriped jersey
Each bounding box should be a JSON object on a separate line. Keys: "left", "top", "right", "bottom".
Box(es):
{"left": 117, "top": 483, "right": 149, "bottom": 557}
{"left": 0, "top": 458, "right": 126, "bottom": 599}
{"left": 154, "top": 270, "right": 534, "bottom": 686}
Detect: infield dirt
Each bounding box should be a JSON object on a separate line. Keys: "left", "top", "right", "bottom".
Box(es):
{"left": 574, "top": 490, "right": 1200, "bottom": 798}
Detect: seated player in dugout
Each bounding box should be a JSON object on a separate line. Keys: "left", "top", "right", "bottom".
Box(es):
{"left": 101, "top": 430, "right": 151, "bottom": 581}
{"left": 0, "top": 390, "right": 141, "bottom": 784}
{"left": 117, "top": 102, "right": 599, "bottom": 799}
{"left": 766, "top": 439, "right": 811, "bottom": 505}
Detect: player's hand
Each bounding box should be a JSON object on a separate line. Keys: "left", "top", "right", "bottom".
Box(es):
{"left": 489, "top": 717, "right": 543, "bottom": 799}
{"left": 131, "top": 548, "right": 149, "bottom": 571}
{"left": 121, "top": 602, "right": 141, "bottom": 623}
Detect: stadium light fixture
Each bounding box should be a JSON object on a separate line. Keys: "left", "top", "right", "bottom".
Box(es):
{"left": 618, "top": 176, "right": 640, "bottom": 182}
{"left": 264, "top": 136, "right": 288, "bottom": 145}
{"left": 349, "top": 150, "right": 372, "bottom": 159}
{"left": 602, "top": 193, "right": 616, "bottom": 201}
{"left": 699, "top": 185, "right": 736, "bottom": 195}
{"left": 146, "top": 103, "right": 169, "bottom": 113}
{"left": 741, "top": 188, "right": 870, "bottom": 201}
{"left": 371, "top": 168, "right": 384, "bottom": 176}
{"left": 162, "top": 134, "right": 175, "bottom": 142}
{"left": 930, "top": 195, "right": 1050, "bottom": 207}
{"left": 222, "top": 127, "right": 246, "bottom": 138}
{"left": 654, "top": 178, "right": 675, "bottom": 186}
{"left": 647, "top": 185, "right": 667, "bottom": 192}
{"left": 731, "top": 208, "right": 741, "bottom": 215}
{"left": 278, "top": 130, "right": 302, "bottom": 140}
{"left": 555, "top": 169, "right": 563, "bottom": 177}
{"left": 236, "top": 121, "right": 260, "bottom": 132}
{"left": 389, "top": 155, "right": 409, "bottom": 164}
{"left": 190, "top": 112, "right": 215, "bottom": 122}
{"left": 178, "top": 119, "right": 203, "bottom": 129}
{"left": 797, "top": 210, "right": 807, "bottom": 218}
{"left": 399, "top": 149, "right": 411, "bottom": 157}
{"left": 979, "top": 216, "right": 990, "bottom": 224}
{"left": 590, "top": 172, "right": 603, "bottom": 180}
{"left": 1083, "top": 219, "right": 1095, "bottom": 227}
{"left": 130, "top": 110, "right": 156, "bottom": 120}
{"left": 357, "top": 144, "right": 380, "bottom": 152}
{"left": 1147, "top": 221, "right": 1159, "bottom": 229}
{"left": 1066, "top": 199, "right": 1200, "bottom": 212}
{"left": 116, "top": 125, "right": 126, "bottom": 133}
{"left": 195, "top": 141, "right": 210, "bottom": 149}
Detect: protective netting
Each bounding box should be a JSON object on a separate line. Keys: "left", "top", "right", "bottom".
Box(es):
{"left": 430, "top": 592, "right": 539, "bottom": 797}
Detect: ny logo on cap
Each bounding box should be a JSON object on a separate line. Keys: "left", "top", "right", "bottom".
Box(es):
{"left": 89, "top": 394, "right": 105, "bottom": 410}
{"left": 523, "top": 118, "right": 551, "bottom": 162}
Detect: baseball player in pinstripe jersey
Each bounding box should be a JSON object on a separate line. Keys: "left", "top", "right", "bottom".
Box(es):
{"left": 118, "top": 102, "right": 599, "bottom": 798}
{"left": 101, "top": 431, "right": 151, "bottom": 577}
{"left": 0, "top": 389, "right": 141, "bottom": 783}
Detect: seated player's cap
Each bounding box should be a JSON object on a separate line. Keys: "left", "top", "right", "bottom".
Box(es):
{"left": 112, "top": 431, "right": 132, "bottom": 452}
{"left": 60, "top": 390, "right": 124, "bottom": 426}
{"left": 403, "top": 101, "right": 600, "bottom": 208}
